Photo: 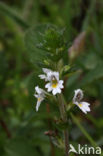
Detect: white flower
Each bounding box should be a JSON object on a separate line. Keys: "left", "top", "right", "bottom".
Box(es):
{"left": 39, "top": 68, "right": 64, "bottom": 95}
{"left": 39, "top": 68, "right": 52, "bottom": 81}
{"left": 34, "top": 86, "right": 45, "bottom": 111}
{"left": 73, "top": 89, "right": 90, "bottom": 114}
{"left": 45, "top": 71, "right": 64, "bottom": 95}
{"left": 46, "top": 71, "right": 59, "bottom": 81}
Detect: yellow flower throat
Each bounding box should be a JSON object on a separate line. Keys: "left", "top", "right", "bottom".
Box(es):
{"left": 38, "top": 97, "right": 41, "bottom": 101}
{"left": 78, "top": 103, "right": 82, "bottom": 107}
{"left": 52, "top": 79, "right": 58, "bottom": 88}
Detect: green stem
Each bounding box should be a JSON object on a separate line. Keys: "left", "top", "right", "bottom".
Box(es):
{"left": 71, "top": 113, "right": 97, "bottom": 148}
{"left": 82, "top": 0, "right": 96, "bottom": 31}
{"left": 58, "top": 94, "right": 69, "bottom": 156}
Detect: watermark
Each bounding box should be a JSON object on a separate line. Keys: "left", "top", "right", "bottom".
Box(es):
{"left": 69, "top": 144, "right": 101, "bottom": 155}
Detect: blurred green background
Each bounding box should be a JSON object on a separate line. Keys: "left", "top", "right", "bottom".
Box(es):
{"left": 0, "top": 0, "right": 103, "bottom": 155}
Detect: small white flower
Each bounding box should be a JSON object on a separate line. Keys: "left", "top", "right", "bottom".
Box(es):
{"left": 73, "top": 89, "right": 90, "bottom": 114}
{"left": 34, "top": 86, "right": 45, "bottom": 111}
{"left": 45, "top": 71, "right": 64, "bottom": 95}
{"left": 39, "top": 68, "right": 64, "bottom": 95}
{"left": 39, "top": 68, "right": 52, "bottom": 81}
{"left": 43, "top": 68, "right": 52, "bottom": 74}
{"left": 46, "top": 71, "right": 59, "bottom": 81}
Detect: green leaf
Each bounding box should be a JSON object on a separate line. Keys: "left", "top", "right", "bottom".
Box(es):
{"left": 25, "top": 24, "right": 49, "bottom": 67}
{"left": 80, "top": 63, "right": 103, "bottom": 86}
{"left": 4, "top": 138, "right": 39, "bottom": 156}
{"left": 0, "top": 2, "right": 29, "bottom": 29}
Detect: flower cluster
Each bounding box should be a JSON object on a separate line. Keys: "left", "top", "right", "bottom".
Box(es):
{"left": 34, "top": 68, "right": 64, "bottom": 111}
{"left": 34, "top": 68, "right": 91, "bottom": 114}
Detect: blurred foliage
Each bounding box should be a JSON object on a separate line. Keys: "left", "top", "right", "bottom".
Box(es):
{"left": 0, "top": 0, "right": 103, "bottom": 156}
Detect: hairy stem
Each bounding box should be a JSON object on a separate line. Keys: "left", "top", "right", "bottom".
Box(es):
{"left": 58, "top": 94, "right": 69, "bottom": 156}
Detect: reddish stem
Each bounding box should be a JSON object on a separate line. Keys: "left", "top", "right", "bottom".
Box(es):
{"left": 46, "top": 103, "right": 55, "bottom": 156}
{"left": 0, "top": 119, "right": 11, "bottom": 138}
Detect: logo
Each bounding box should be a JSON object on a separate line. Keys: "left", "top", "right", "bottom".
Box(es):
{"left": 69, "top": 144, "right": 101, "bottom": 155}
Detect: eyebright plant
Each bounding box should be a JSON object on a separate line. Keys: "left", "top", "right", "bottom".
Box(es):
{"left": 25, "top": 24, "right": 91, "bottom": 156}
